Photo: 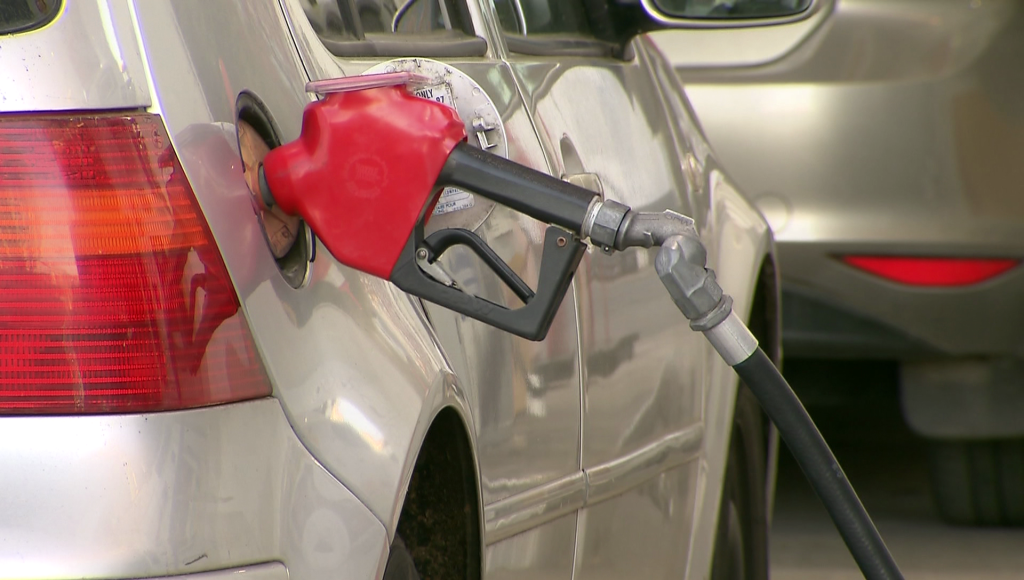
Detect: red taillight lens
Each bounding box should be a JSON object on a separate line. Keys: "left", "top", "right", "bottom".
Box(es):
{"left": 0, "top": 113, "right": 271, "bottom": 413}
{"left": 841, "top": 255, "right": 1019, "bottom": 287}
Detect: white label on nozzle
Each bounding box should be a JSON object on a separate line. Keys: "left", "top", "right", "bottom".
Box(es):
{"left": 434, "top": 187, "right": 475, "bottom": 215}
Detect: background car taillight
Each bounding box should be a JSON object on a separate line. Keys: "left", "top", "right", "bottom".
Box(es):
{"left": 0, "top": 112, "right": 271, "bottom": 413}
{"left": 841, "top": 255, "right": 1020, "bottom": 287}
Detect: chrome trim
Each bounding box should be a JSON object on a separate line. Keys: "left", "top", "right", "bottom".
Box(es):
{"left": 483, "top": 424, "right": 704, "bottom": 543}
{"left": 573, "top": 280, "right": 587, "bottom": 471}
{"left": 512, "top": 0, "right": 527, "bottom": 35}
{"left": 704, "top": 311, "right": 759, "bottom": 367}
{"left": 639, "top": 0, "right": 826, "bottom": 29}
{"left": 438, "top": 0, "right": 454, "bottom": 30}
{"left": 464, "top": 0, "right": 499, "bottom": 59}
{"left": 586, "top": 424, "right": 704, "bottom": 505}
{"left": 152, "top": 563, "right": 288, "bottom": 580}
{"left": 391, "top": 0, "right": 453, "bottom": 33}
{"left": 392, "top": 0, "right": 416, "bottom": 32}
{"left": 580, "top": 197, "right": 603, "bottom": 242}
{"left": 484, "top": 472, "right": 586, "bottom": 544}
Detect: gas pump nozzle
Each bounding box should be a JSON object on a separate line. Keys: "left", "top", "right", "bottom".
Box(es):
{"left": 258, "top": 73, "right": 605, "bottom": 340}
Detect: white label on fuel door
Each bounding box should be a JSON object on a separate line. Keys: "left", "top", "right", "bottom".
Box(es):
{"left": 413, "top": 84, "right": 455, "bottom": 108}
{"left": 412, "top": 83, "right": 475, "bottom": 215}
{"left": 366, "top": 58, "right": 507, "bottom": 232}
{"left": 434, "top": 187, "right": 475, "bottom": 215}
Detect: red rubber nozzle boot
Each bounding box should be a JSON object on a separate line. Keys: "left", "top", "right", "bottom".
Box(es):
{"left": 261, "top": 86, "right": 466, "bottom": 279}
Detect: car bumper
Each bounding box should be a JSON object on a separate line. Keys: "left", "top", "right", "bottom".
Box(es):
{"left": 781, "top": 286, "right": 938, "bottom": 359}
{"left": 777, "top": 240, "right": 1024, "bottom": 359}
{"left": 0, "top": 398, "right": 387, "bottom": 580}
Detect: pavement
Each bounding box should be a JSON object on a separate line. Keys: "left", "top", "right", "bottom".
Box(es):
{"left": 770, "top": 360, "right": 1024, "bottom": 579}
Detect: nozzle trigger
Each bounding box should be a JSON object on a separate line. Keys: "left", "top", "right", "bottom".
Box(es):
{"left": 391, "top": 223, "right": 584, "bottom": 341}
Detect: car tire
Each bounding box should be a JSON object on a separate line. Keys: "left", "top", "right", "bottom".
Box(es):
{"left": 928, "top": 438, "right": 1024, "bottom": 526}
{"left": 383, "top": 535, "right": 421, "bottom": 580}
{"left": 712, "top": 384, "right": 770, "bottom": 580}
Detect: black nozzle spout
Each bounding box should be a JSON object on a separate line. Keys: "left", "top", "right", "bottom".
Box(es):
{"left": 437, "top": 142, "right": 598, "bottom": 234}
{"left": 257, "top": 163, "right": 276, "bottom": 210}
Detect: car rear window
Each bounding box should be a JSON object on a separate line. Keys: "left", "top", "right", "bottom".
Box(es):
{"left": 0, "top": 0, "right": 61, "bottom": 35}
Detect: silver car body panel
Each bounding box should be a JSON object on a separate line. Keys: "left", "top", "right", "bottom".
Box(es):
{"left": 502, "top": 29, "right": 772, "bottom": 579}
{"left": 0, "top": 0, "right": 150, "bottom": 112}
{"left": 669, "top": 0, "right": 1024, "bottom": 358}
{"left": 0, "top": 400, "right": 386, "bottom": 579}
{"left": 575, "top": 465, "right": 698, "bottom": 578}
{"left": 131, "top": 0, "right": 473, "bottom": 543}
{"left": 484, "top": 513, "right": 578, "bottom": 580}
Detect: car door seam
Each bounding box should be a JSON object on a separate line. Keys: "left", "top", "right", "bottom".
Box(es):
{"left": 481, "top": 423, "right": 704, "bottom": 544}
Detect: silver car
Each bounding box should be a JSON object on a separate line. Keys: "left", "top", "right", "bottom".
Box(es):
{"left": 661, "top": 0, "right": 1024, "bottom": 525}
{"left": 0, "top": 0, "right": 785, "bottom": 578}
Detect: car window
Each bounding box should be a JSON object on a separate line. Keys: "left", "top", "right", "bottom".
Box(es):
{"left": 0, "top": 0, "right": 61, "bottom": 34}
{"left": 297, "top": 0, "right": 471, "bottom": 40}
{"left": 493, "top": 0, "right": 626, "bottom": 58}
{"left": 493, "top": 0, "right": 592, "bottom": 35}
{"left": 653, "top": 0, "right": 812, "bottom": 19}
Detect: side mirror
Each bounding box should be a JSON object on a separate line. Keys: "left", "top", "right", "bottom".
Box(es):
{"left": 637, "top": 0, "right": 831, "bottom": 69}
{"left": 640, "top": 0, "right": 818, "bottom": 28}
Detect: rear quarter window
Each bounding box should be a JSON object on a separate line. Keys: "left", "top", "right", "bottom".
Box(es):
{"left": 0, "top": 0, "right": 61, "bottom": 35}
{"left": 296, "top": 0, "right": 484, "bottom": 58}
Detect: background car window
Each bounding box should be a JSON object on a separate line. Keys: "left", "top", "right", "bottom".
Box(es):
{"left": 654, "top": 0, "right": 812, "bottom": 19}
{"left": 0, "top": 0, "right": 61, "bottom": 34}
{"left": 297, "top": 0, "right": 470, "bottom": 39}
{"left": 493, "top": 0, "right": 592, "bottom": 36}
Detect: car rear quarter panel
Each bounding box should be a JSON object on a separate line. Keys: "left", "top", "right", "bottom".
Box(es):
{"left": 0, "top": 400, "right": 386, "bottom": 579}
{"left": 130, "top": 0, "right": 471, "bottom": 548}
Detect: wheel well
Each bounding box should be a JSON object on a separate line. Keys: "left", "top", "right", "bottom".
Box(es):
{"left": 749, "top": 256, "right": 781, "bottom": 368}
{"left": 748, "top": 256, "right": 782, "bottom": 524}
{"left": 396, "top": 407, "right": 481, "bottom": 580}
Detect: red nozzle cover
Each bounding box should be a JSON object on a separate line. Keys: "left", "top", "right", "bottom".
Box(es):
{"left": 262, "top": 86, "right": 467, "bottom": 279}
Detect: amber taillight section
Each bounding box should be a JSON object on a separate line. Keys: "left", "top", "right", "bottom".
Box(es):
{"left": 0, "top": 113, "right": 271, "bottom": 413}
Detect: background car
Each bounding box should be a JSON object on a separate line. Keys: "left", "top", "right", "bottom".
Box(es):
{"left": 0, "top": 0, "right": 793, "bottom": 578}
{"left": 656, "top": 0, "right": 1024, "bottom": 525}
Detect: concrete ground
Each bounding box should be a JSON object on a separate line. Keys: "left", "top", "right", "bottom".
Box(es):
{"left": 770, "top": 360, "right": 1024, "bottom": 579}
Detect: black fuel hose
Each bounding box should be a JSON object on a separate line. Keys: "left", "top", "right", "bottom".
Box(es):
{"left": 733, "top": 348, "right": 903, "bottom": 580}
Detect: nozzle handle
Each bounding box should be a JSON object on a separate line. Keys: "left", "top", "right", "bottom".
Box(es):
{"left": 391, "top": 225, "right": 585, "bottom": 341}
{"left": 438, "top": 142, "right": 598, "bottom": 235}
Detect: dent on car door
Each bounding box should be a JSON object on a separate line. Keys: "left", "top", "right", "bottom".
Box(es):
{"left": 279, "top": 0, "right": 584, "bottom": 577}
{"left": 495, "top": 2, "right": 707, "bottom": 576}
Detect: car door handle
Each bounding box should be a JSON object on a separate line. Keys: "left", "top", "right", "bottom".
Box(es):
{"left": 563, "top": 172, "right": 604, "bottom": 197}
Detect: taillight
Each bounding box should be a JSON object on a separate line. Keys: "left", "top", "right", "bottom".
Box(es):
{"left": 0, "top": 113, "right": 271, "bottom": 414}
{"left": 841, "top": 255, "right": 1019, "bottom": 287}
